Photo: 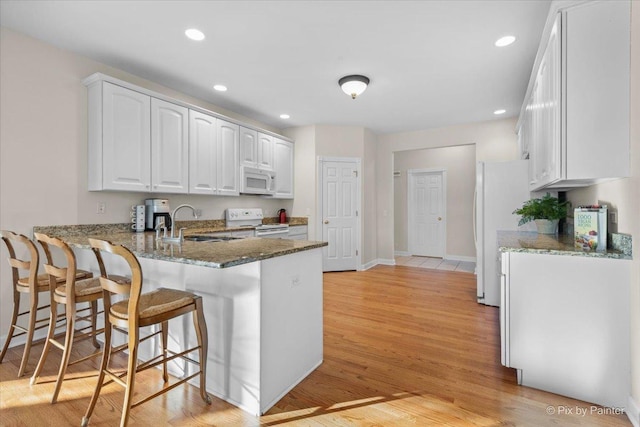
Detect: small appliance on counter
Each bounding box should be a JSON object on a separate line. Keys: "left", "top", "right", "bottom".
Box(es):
{"left": 145, "top": 198, "right": 171, "bottom": 231}
{"left": 277, "top": 209, "right": 287, "bottom": 224}
{"left": 130, "top": 205, "right": 145, "bottom": 232}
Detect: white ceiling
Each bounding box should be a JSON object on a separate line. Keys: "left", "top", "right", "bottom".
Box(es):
{"left": 0, "top": 0, "right": 551, "bottom": 135}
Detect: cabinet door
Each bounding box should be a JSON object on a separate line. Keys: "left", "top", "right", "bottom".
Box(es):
{"left": 529, "top": 15, "right": 561, "bottom": 191}
{"left": 240, "top": 127, "right": 258, "bottom": 168}
{"left": 189, "top": 110, "right": 217, "bottom": 194}
{"left": 257, "top": 133, "right": 274, "bottom": 170}
{"left": 102, "top": 82, "right": 151, "bottom": 191}
{"left": 151, "top": 98, "right": 189, "bottom": 193}
{"left": 273, "top": 138, "right": 294, "bottom": 199}
{"left": 564, "top": 1, "right": 630, "bottom": 180}
{"left": 217, "top": 120, "right": 240, "bottom": 196}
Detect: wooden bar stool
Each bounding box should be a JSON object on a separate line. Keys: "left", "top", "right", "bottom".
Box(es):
{"left": 82, "top": 238, "right": 210, "bottom": 427}
{"left": 0, "top": 230, "right": 92, "bottom": 377}
{"left": 29, "top": 233, "right": 104, "bottom": 403}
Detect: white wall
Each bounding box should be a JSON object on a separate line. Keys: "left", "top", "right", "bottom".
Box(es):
{"left": 376, "top": 118, "right": 520, "bottom": 261}
{"left": 394, "top": 144, "right": 476, "bottom": 258}
{"left": 285, "top": 125, "right": 316, "bottom": 238}
{"left": 565, "top": 1, "right": 640, "bottom": 415}
{"left": 0, "top": 27, "right": 290, "bottom": 341}
{"left": 284, "top": 124, "right": 379, "bottom": 267}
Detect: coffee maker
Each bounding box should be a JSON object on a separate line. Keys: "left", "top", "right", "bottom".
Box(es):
{"left": 145, "top": 198, "right": 171, "bottom": 231}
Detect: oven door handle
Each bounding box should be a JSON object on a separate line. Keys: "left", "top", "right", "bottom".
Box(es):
{"left": 255, "top": 229, "right": 288, "bottom": 237}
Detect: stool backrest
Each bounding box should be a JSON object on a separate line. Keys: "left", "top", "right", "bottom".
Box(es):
{"left": 88, "top": 238, "right": 143, "bottom": 325}
{"left": 34, "top": 233, "right": 79, "bottom": 301}
{"left": 1, "top": 230, "right": 39, "bottom": 291}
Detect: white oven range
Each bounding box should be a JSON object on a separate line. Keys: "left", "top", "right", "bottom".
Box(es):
{"left": 225, "top": 208, "right": 289, "bottom": 239}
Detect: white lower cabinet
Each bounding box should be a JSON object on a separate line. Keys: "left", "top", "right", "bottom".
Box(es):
{"left": 287, "top": 225, "right": 308, "bottom": 240}
{"left": 273, "top": 138, "right": 294, "bottom": 199}
{"left": 501, "top": 251, "right": 630, "bottom": 408}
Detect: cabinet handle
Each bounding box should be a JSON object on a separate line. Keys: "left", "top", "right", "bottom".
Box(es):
{"left": 324, "top": 220, "right": 329, "bottom": 224}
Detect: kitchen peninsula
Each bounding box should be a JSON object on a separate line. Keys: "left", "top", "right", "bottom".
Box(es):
{"left": 33, "top": 224, "right": 327, "bottom": 416}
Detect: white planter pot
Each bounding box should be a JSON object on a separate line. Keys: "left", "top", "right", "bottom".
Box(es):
{"left": 535, "top": 219, "right": 559, "bottom": 234}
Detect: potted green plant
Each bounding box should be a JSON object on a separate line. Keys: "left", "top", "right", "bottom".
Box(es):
{"left": 512, "top": 193, "right": 569, "bottom": 234}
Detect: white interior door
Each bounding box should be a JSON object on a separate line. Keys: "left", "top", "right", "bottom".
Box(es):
{"left": 320, "top": 159, "right": 360, "bottom": 272}
{"left": 408, "top": 169, "right": 445, "bottom": 257}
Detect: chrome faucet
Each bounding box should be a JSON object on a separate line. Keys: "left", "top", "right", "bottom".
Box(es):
{"left": 162, "top": 204, "right": 198, "bottom": 243}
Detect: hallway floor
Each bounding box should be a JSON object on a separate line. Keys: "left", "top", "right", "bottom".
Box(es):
{"left": 395, "top": 255, "right": 476, "bottom": 273}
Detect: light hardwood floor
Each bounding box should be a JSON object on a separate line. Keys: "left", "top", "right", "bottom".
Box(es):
{"left": 0, "top": 265, "right": 631, "bottom": 426}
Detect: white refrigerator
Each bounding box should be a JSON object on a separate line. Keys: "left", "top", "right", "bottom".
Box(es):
{"left": 475, "top": 160, "right": 531, "bottom": 306}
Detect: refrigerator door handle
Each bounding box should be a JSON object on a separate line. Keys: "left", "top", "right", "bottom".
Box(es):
{"left": 473, "top": 187, "right": 477, "bottom": 250}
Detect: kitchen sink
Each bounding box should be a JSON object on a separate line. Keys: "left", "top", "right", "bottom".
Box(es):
{"left": 184, "top": 235, "right": 243, "bottom": 242}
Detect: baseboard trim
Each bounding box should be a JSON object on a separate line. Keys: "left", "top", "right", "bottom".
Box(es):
{"left": 445, "top": 254, "right": 477, "bottom": 263}
{"left": 628, "top": 395, "right": 640, "bottom": 427}
{"left": 376, "top": 258, "right": 396, "bottom": 266}
{"left": 360, "top": 259, "right": 379, "bottom": 271}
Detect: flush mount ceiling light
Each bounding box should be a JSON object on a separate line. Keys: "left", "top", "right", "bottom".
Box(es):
{"left": 339, "top": 75, "right": 370, "bottom": 99}
{"left": 213, "top": 84, "right": 227, "bottom": 92}
{"left": 495, "top": 35, "right": 516, "bottom": 47}
{"left": 185, "top": 28, "right": 205, "bottom": 41}
{"left": 494, "top": 109, "right": 507, "bottom": 115}
{"left": 279, "top": 114, "right": 290, "bottom": 119}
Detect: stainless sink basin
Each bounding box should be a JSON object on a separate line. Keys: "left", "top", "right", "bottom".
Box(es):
{"left": 183, "top": 235, "right": 242, "bottom": 242}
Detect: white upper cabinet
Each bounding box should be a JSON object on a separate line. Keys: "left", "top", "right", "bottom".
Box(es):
{"left": 517, "top": 0, "right": 630, "bottom": 191}
{"left": 189, "top": 112, "right": 239, "bottom": 196}
{"left": 189, "top": 110, "right": 217, "bottom": 195}
{"left": 85, "top": 73, "right": 292, "bottom": 196}
{"left": 151, "top": 98, "right": 189, "bottom": 193}
{"left": 240, "top": 127, "right": 274, "bottom": 171}
{"left": 92, "top": 82, "right": 151, "bottom": 191}
{"left": 257, "top": 133, "right": 274, "bottom": 171}
{"left": 273, "top": 138, "right": 294, "bottom": 199}
{"left": 240, "top": 127, "right": 258, "bottom": 167}
{"left": 217, "top": 120, "right": 240, "bottom": 196}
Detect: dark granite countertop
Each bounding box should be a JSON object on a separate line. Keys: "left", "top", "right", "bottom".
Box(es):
{"left": 497, "top": 231, "right": 632, "bottom": 260}
{"left": 31, "top": 223, "right": 325, "bottom": 269}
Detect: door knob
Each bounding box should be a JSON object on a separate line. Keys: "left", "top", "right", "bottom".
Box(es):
{"left": 324, "top": 220, "right": 329, "bottom": 224}
{"left": 438, "top": 217, "right": 442, "bottom": 221}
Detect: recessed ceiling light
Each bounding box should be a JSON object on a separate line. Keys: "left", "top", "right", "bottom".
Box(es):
{"left": 279, "top": 114, "right": 290, "bottom": 119}
{"left": 495, "top": 36, "right": 516, "bottom": 47}
{"left": 213, "top": 84, "right": 227, "bottom": 92}
{"left": 185, "top": 28, "right": 205, "bottom": 41}
{"left": 494, "top": 109, "right": 506, "bottom": 115}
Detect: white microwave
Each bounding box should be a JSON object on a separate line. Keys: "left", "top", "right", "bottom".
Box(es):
{"left": 241, "top": 166, "right": 276, "bottom": 195}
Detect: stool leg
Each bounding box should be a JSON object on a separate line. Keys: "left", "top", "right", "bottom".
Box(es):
{"left": 0, "top": 290, "right": 20, "bottom": 365}
{"left": 51, "top": 303, "right": 76, "bottom": 404}
{"left": 90, "top": 301, "right": 100, "bottom": 349}
{"left": 193, "top": 297, "right": 211, "bottom": 405}
{"left": 160, "top": 321, "right": 169, "bottom": 383}
{"left": 120, "top": 327, "right": 139, "bottom": 427}
{"left": 30, "top": 295, "right": 58, "bottom": 385}
{"left": 82, "top": 321, "right": 112, "bottom": 427}
{"left": 17, "top": 291, "right": 39, "bottom": 377}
